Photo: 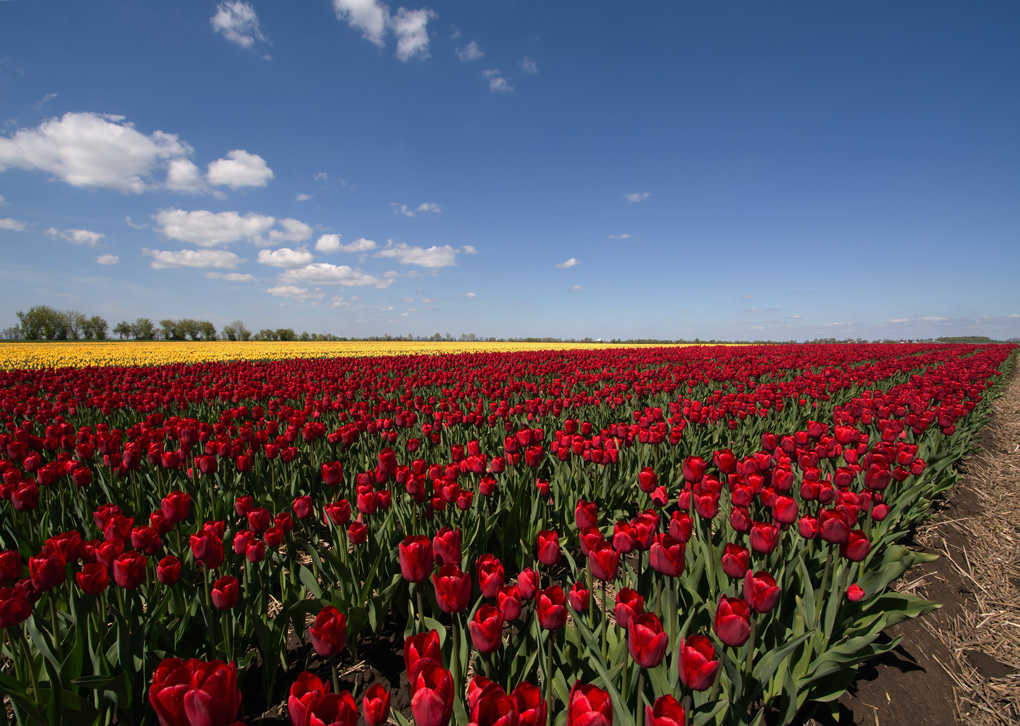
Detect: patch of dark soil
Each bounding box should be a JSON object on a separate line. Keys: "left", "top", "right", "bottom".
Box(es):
{"left": 964, "top": 650, "right": 1016, "bottom": 680}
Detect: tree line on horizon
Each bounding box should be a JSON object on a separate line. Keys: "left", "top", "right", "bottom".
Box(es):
{"left": 5, "top": 305, "right": 1015, "bottom": 346}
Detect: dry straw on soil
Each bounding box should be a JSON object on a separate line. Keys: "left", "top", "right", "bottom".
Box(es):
{"left": 897, "top": 363, "right": 1020, "bottom": 725}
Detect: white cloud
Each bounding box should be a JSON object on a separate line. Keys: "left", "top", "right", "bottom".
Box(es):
{"left": 210, "top": 1, "right": 268, "bottom": 49}
{"left": 521, "top": 56, "right": 538, "bottom": 74}
{"left": 465, "top": 292, "right": 476, "bottom": 299}
{"left": 97, "top": 254, "right": 120, "bottom": 265}
{"left": 260, "top": 218, "right": 313, "bottom": 246}
{"left": 281, "top": 262, "right": 392, "bottom": 288}
{"left": 919, "top": 316, "right": 947, "bottom": 322}
{"left": 556, "top": 257, "right": 579, "bottom": 268}
{"left": 295, "top": 193, "right": 312, "bottom": 201}
{"left": 572, "top": 285, "right": 583, "bottom": 290}
{"left": 257, "top": 247, "right": 314, "bottom": 268}
{"left": 482, "top": 69, "right": 512, "bottom": 93}
{"left": 457, "top": 41, "right": 483, "bottom": 61}
{"left": 391, "top": 202, "right": 415, "bottom": 217}
{"left": 377, "top": 241, "right": 457, "bottom": 267}
{"left": 0, "top": 194, "right": 6, "bottom": 206}
{"left": 207, "top": 149, "right": 274, "bottom": 188}
{"left": 330, "top": 295, "right": 353, "bottom": 308}
{"left": 267, "top": 285, "right": 325, "bottom": 302}
{"left": 462, "top": 244, "right": 476, "bottom": 254}
{"left": 0, "top": 218, "right": 26, "bottom": 231}
{"left": 45, "top": 227, "right": 104, "bottom": 246}
{"left": 624, "top": 192, "right": 650, "bottom": 202}
{"left": 333, "top": 0, "right": 434, "bottom": 60}
{"left": 0, "top": 112, "right": 190, "bottom": 193}
{"left": 392, "top": 8, "right": 435, "bottom": 61}
{"left": 154, "top": 208, "right": 276, "bottom": 247}
{"left": 145, "top": 248, "right": 244, "bottom": 270}
{"left": 608, "top": 233, "right": 631, "bottom": 239}
{"left": 166, "top": 159, "right": 206, "bottom": 193}
{"left": 888, "top": 318, "right": 909, "bottom": 324}
{"left": 206, "top": 271, "right": 255, "bottom": 282}
{"left": 125, "top": 216, "right": 144, "bottom": 229}
{"left": 316, "top": 234, "right": 378, "bottom": 253}
{"left": 415, "top": 202, "right": 442, "bottom": 213}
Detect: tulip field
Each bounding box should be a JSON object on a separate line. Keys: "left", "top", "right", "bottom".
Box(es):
{"left": 0, "top": 342, "right": 1014, "bottom": 726}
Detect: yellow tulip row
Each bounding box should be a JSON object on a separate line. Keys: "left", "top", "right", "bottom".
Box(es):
{"left": 0, "top": 340, "right": 688, "bottom": 371}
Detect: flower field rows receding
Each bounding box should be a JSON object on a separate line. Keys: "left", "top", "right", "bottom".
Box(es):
{"left": 0, "top": 343, "right": 1015, "bottom": 726}
{"left": 0, "top": 341, "right": 679, "bottom": 371}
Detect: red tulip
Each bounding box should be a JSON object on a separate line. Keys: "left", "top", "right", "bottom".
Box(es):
{"left": 578, "top": 527, "right": 604, "bottom": 557}
{"left": 536, "top": 585, "right": 567, "bottom": 630}
{"left": 363, "top": 683, "right": 391, "bottom": 726}
{"left": 30, "top": 555, "right": 66, "bottom": 592}
{"left": 161, "top": 490, "right": 191, "bottom": 524}
{"left": 189, "top": 532, "right": 224, "bottom": 569}
{"left": 76, "top": 562, "right": 109, "bottom": 595}
{"left": 638, "top": 467, "right": 658, "bottom": 493}
{"left": 347, "top": 520, "right": 368, "bottom": 546}
{"left": 628, "top": 612, "right": 668, "bottom": 668}
{"left": 649, "top": 534, "right": 684, "bottom": 577}
{"left": 433, "top": 527, "right": 462, "bottom": 567}
{"left": 149, "top": 658, "right": 241, "bottom": 726}
{"left": 157, "top": 555, "right": 182, "bottom": 586}
{"left": 682, "top": 456, "right": 706, "bottom": 484}
{"left": 668, "top": 512, "right": 693, "bottom": 543}
{"left": 720, "top": 543, "right": 750, "bottom": 579}
{"left": 679, "top": 634, "right": 719, "bottom": 691}
{"left": 321, "top": 461, "right": 344, "bottom": 487}
{"left": 612, "top": 521, "right": 635, "bottom": 554}
{"left": 498, "top": 585, "right": 522, "bottom": 621}
{"left": 743, "top": 570, "right": 781, "bottom": 613}
{"left": 310, "top": 605, "right": 347, "bottom": 657}
{"left": 847, "top": 584, "right": 866, "bottom": 602}
{"left": 293, "top": 496, "right": 314, "bottom": 520}
{"left": 567, "top": 683, "right": 612, "bottom": 726}
{"left": 469, "top": 604, "right": 504, "bottom": 654}
{"left": 476, "top": 554, "right": 505, "bottom": 599}
{"left": 432, "top": 564, "right": 471, "bottom": 615}
{"left": 748, "top": 521, "right": 779, "bottom": 554}
{"left": 289, "top": 671, "right": 328, "bottom": 726}
{"left": 410, "top": 661, "right": 454, "bottom": 726}
{"left": 568, "top": 582, "right": 589, "bottom": 612}
{"left": 587, "top": 540, "right": 620, "bottom": 582}
{"left": 400, "top": 536, "right": 434, "bottom": 583}
{"left": 614, "top": 588, "right": 644, "bottom": 629}
{"left": 841, "top": 530, "right": 871, "bottom": 562}
{"left": 575, "top": 500, "right": 597, "bottom": 529}
{"left": 324, "top": 500, "right": 352, "bottom": 526}
{"left": 211, "top": 575, "right": 239, "bottom": 610}
{"left": 404, "top": 629, "right": 442, "bottom": 680}
{"left": 0, "top": 551, "right": 22, "bottom": 583}
{"left": 470, "top": 681, "right": 519, "bottom": 726}
{"left": 713, "top": 596, "right": 751, "bottom": 647}
{"left": 645, "top": 695, "right": 686, "bottom": 726}
{"left": 536, "top": 530, "right": 561, "bottom": 567}
{"left": 247, "top": 507, "right": 271, "bottom": 534}
{"left": 517, "top": 568, "right": 538, "bottom": 600}
{"left": 306, "top": 691, "right": 359, "bottom": 726}
{"left": 0, "top": 586, "right": 31, "bottom": 628}
{"left": 511, "top": 681, "right": 547, "bottom": 726}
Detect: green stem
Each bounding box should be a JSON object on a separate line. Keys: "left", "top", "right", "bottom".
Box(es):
{"left": 545, "top": 630, "right": 554, "bottom": 712}
{"left": 635, "top": 670, "right": 646, "bottom": 725}
{"left": 416, "top": 587, "right": 425, "bottom": 633}
{"left": 17, "top": 625, "right": 40, "bottom": 705}
{"left": 601, "top": 580, "right": 608, "bottom": 662}
{"left": 332, "top": 661, "right": 341, "bottom": 695}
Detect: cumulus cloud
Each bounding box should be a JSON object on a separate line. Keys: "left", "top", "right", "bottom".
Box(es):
{"left": 281, "top": 262, "right": 393, "bottom": 288}
{"left": 155, "top": 209, "right": 276, "bottom": 247}
{"left": 315, "top": 234, "right": 378, "bottom": 254}
{"left": 206, "top": 271, "right": 255, "bottom": 282}
{"left": 0, "top": 218, "right": 26, "bottom": 231}
{"left": 608, "top": 233, "right": 631, "bottom": 239}
{"left": 257, "top": 247, "right": 314, "bottom": 268}
{"left": 145, "top": 248, "right": 244, "bottom": 270}
{"left": 0, "top": 112, "right": 190, "bottom": 193}
{"left": 462, "top": 244, "right": 476, "bottom": 254}
{"left": 97, "top": 254, "right": 120, "bottom": 265}
{"left": 521, "top": 56, "right": 538, "bottom": 73}
{"left": 166, "top": 159, "right": 206, "bottom": 193}
{"left": 377, "top": 241, "right": 457, "bottom": 268}
{"left": 295, "top": 193, "right": 312, "bottom": 201}
{"left": 465, "top": 292, "right": 476, "bottom": 299}
{"left": 572, "top": 285, "right": 583, "bottom": 290}
{"left": 45, "top": 227, "right": 104, "bottom": 246}
{"left": 457, "top": 41, "right": 483, "bottom": 61}
{"left": 210, "top": 1, "right": 268, "bottom": 49}
{"left": 207, "top": 150, "right": 274, "bottom": 189}
{"left": 624, "top": 192, "right": 650, "bottom": 202}
{"left": 267, "top": 285, "right": 325, "bottom": 302}
{"left": 260, "top": 218, "right": 313, "bottom": 246}
{"left": 416, "top": 202, "right": 442, "bottom": 213}
{"left": 333, "top": 0, "right": 434, "bottom": 60}
{"left": 0, "top": 194, "right": 7, "bottom": 206}
{"left": 556, "top": 257, "right": 579, "bottom": 268}
{"left": 391, "top": 203, "right": 415, "bottom": 217}
{"left": 482, "top": 69, "right": 512, "bottom": 93}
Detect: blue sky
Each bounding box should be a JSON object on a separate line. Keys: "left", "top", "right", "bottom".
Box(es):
{"left": 1, "top": 1, "right": 1018, "bottom": 341}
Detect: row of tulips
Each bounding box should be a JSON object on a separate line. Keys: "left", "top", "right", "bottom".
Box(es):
{"left": 0, "top": 343, "right": 1014, "bottom": 726}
